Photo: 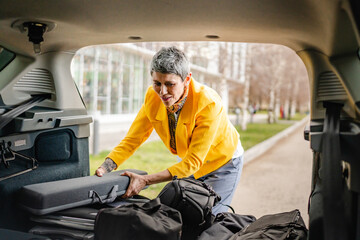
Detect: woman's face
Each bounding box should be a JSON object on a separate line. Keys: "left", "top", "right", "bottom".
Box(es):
{"left": 152, "top": 72, "right": 190, "bottom": 107}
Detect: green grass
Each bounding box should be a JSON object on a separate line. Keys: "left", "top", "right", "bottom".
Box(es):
{"left": 90, "top": 121, "right": 292, "bottom": 199}
{"left": 254, "top": 109, "right": 268, "bottom": 115}
{"left": 235, "top": 122, "right": 291, "bottom": 150}
{"left": 290, "top": 113, "right": 308, "bottom": 121}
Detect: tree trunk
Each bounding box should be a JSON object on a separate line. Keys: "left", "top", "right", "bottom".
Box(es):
{"left": 220, "top": 78, "right": 229, "bottom": 113}
{"left": 274, "top": 88, "right": 281, "bottom": 123}
{"left": 240, "top": 43, "right": 250, "bottom": 130}
{"left": 284, "top": 99, "right": 290, "bottom": 120}
{"left": 289, "top": 78, "right": 300, "bottom": 119}
{"left": 290, "top": 99, "right": 297, "bottom": 118}
{"left": 268, "top": 87, "right": 275, "bottom": 124}
{"left": 218, "top": 43, "right": 229, "bottom": 113}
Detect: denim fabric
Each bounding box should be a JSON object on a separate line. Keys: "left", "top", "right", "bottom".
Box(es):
{"left": 195, "top": 154, "right": 244, "bottom": 215}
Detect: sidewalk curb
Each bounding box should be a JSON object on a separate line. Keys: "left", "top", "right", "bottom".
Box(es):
{"left": 243, "top": 116, "right": 310, "bottom": 165}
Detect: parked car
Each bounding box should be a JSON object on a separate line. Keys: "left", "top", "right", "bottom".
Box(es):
{"left": 0, "top": 0, "right": 359, "bottom": 239}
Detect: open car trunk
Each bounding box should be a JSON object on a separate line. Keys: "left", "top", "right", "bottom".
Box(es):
{"left": 0, "top": 51, "right": 92, "bottom": 231}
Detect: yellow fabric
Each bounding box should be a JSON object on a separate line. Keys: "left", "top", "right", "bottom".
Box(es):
{"left": 107, "top": 78, "right": 240, "bottom": 179}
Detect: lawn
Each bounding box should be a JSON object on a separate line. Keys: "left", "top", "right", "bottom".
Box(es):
{"left": 90, "top": 141, "right": 178, "bottom": 199}
{"left": 235, "top": 122, "right": 291, "bottom": 150}
{"left": 290, "top": 112, "right": 308, "bottom": 121}
{"left": 90, "top": 121, "right": 293, "bottom": 199}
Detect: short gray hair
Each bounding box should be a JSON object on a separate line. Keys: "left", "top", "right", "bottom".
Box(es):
{"left": 150, "top": 46, "right": 190, "bottom": 81}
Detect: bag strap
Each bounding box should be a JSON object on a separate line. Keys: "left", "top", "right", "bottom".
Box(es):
{"left": 218, "top": 203, "right": 235, "bottom": 213}
{"left": 133, "top": 198, "right": 162, "bottom": 213}
{"left": 321, "top": 102, "right": 348, "bottom": 240}
{"left": 0, "top": 94, "right": 49, "bottom": 130}
{"left": 182, "top": 177, "right": 221, "bottom": 199}
{"left": 89, "top": 185, "right": 119, "bottom": 204}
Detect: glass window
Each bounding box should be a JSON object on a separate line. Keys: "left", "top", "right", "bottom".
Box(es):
{"left": 122, "top": 65, "right": 130, "bottom": 113}
{"left": 0, "top": 47, "right": 15, "bottom": 72}
{"left": 143, "top": 61, "right": 151, "bottom": 95}
{"left": 111, "top": 62, "right": 121, "bottom": 114}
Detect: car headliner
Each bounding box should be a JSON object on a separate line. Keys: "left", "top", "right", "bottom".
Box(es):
{"left": 0, "top": 0, "right": 358, "bottom": 57}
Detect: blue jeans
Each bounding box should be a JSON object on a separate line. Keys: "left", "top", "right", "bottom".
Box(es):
{"left": 192, "top": 155, "right": 244, "bottom": 215}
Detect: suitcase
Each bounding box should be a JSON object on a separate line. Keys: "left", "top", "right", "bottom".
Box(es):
{"left": 17, "top": 169, "right": 147, "bottom": 215}
{"left": 30, "top": 207, "right": 98, "bottom": 231}
{"left": 28, "top": 195, "right": 151, "bottom": 239}
{"left": 29, "top": 207, "right": 96, "bottom": 240}
{"left": 29, "top": 225, "right": 94, "bottom": 240}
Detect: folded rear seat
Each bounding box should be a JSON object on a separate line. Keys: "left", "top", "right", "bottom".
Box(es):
{"left": 17, "top": 169, "right": 147, "bottom": 215}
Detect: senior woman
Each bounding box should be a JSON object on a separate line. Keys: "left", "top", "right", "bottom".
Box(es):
{"left": 96, "top": 46, "right": 244, "bottom": 214}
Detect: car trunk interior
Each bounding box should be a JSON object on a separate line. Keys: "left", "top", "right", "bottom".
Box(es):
{"left": 0, "top": 0, "right": 360, "bottom": 238}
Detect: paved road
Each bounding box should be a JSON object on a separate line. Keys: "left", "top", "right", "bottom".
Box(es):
{"left": 231, "top": 122, "right": 312, "bottom": 225}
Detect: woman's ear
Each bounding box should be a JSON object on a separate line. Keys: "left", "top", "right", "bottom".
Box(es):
{"left": 185, "top": 73, "right": 192, "bottom": 86}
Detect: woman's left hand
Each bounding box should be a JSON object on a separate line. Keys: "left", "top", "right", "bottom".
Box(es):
{"left": 121, "top": 171, "right": 148, "bottom": 198}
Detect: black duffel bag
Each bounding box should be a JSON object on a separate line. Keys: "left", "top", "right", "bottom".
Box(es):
{"left": 94, "top": 198, "right": 182, "bottom": 240}
{"left": 198, "top": 212, "right": 256, "bottom": 240}
{"left": 157, "top": 177, "right": 221, "bottom": 239}
{"left": 232, "top": 209, "right": 308, "bottom": 240}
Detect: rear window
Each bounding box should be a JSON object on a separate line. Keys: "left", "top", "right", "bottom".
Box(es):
{"left": 0, "top": 47, "right": 15, "bottom": 72}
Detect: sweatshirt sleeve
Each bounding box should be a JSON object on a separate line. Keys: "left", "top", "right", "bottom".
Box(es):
{"left": 106, "top": 103, "right": 154, "bottom": 168}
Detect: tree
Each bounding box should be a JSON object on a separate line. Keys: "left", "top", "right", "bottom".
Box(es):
{"left": 240, "top": 43, "right": 251, "bottom": 130}
{"left": 247, "top": 44, "right": 309, "bottom": 123}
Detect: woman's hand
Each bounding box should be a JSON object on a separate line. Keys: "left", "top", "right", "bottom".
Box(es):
{"left": 95, "top": 158, "right": 117, "bottom": 177}
{"left": 95, "top": 167, "right": 106, "bottom": 177}
{"left": 121, "top": 169, "right": 173, "bottom": 198}
{"left": 121, "top": 171, "right": 148, "bottom": 198}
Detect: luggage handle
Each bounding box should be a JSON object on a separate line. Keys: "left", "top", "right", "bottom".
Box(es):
{"left": 133, "top": 198, "right": 162, "bottom": 212}
{"left": 89, "top": 185, "right": 119, "bottom": 204}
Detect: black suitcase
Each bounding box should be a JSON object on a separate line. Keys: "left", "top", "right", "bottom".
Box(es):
{"left": 28, "top": 196, "right": 151, "bottom": 239}
{"left": 17, "top": 169, "right": 147, "bottom": 215}
{"left": 30, "top": 207, "right": 99, "bottom": 231}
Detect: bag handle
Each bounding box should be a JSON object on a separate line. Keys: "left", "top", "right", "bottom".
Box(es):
{"left": 89, "top": 185, "right": 119, "bottom": 204}
{"left": 218, "top": 203, "right": 235, "bottom": 213}
{"left": 133, "top": 198, "right": 162, "bottom": 213}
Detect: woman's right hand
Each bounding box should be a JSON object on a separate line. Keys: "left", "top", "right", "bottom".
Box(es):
{"left": 95, "top": 167, "right": 106, "bottom": 177}
{"left": 95, "top": 158, "right": 117, "bottom": 177}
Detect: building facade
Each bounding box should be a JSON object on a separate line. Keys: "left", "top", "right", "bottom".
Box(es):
{"left": 70, "top": 43, "right": 245, "bottom": 153}
{"left": 71, "top": 43, "right": 244, "bottom": 116}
